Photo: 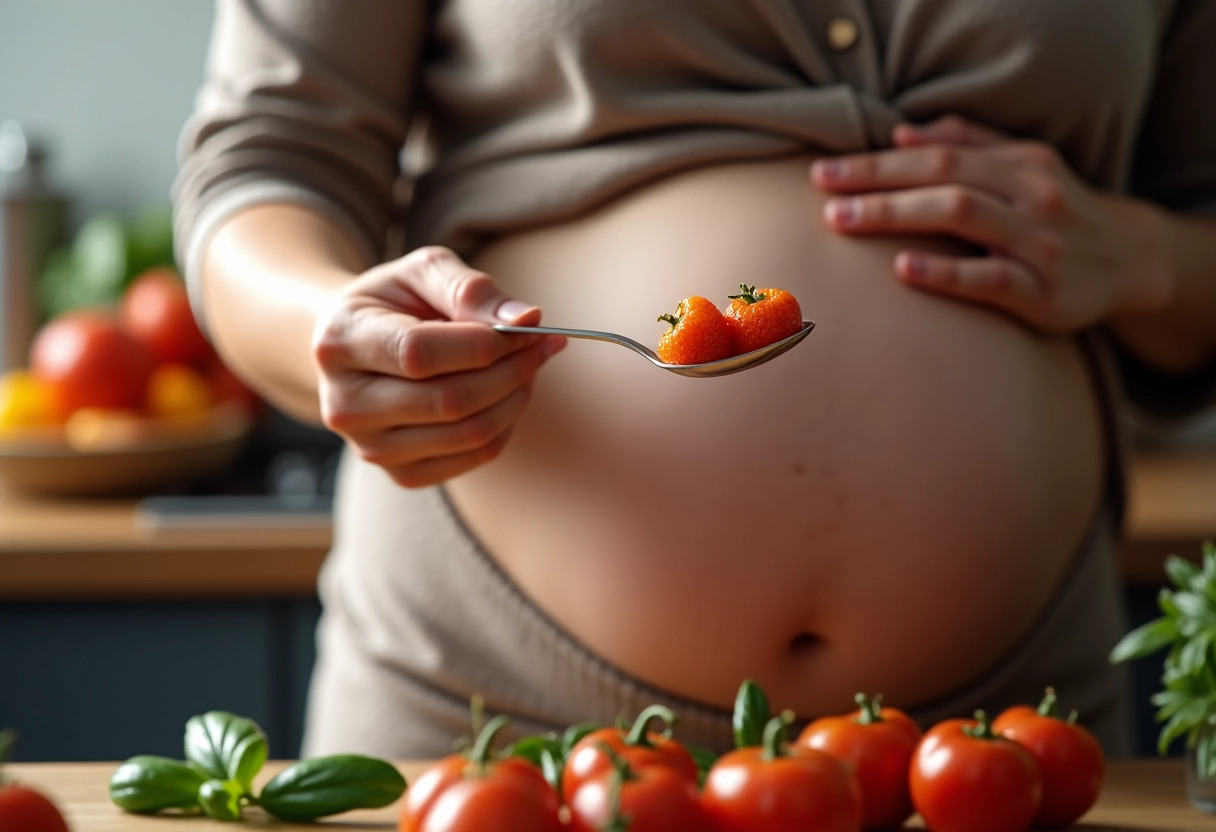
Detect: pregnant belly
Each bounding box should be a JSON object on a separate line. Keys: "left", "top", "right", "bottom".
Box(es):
{"left": 449, "top": 153, "right": 1105, "bottom": 715}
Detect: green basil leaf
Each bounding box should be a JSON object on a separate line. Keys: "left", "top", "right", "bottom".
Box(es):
{"left": 184, "top": 711, "right": 268, "bottom": 789}
{"left": 109, "top": 755, "right": 206, "bottom": 814}
{"left": 732, "top": 679, "right": 772, "bottom": 748}
{"left": 257, "top": 755, "right": 406, "bottom": 822}
{"left": 1110, "top": 617, "right": 1177, "bottom": 664}
{"left": 198, "top": 779, "right": 244, "bottom": 822}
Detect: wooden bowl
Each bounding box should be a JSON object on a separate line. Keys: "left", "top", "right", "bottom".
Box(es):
{"left": 0, "top": 403, "right": 254, "bottom": 497}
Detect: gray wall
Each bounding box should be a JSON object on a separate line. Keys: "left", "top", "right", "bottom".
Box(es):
{"left": 1, "top": 0, "right": 216, "bottom": 226}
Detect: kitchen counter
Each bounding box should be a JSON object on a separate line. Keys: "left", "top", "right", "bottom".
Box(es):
{"left": 6, "top": 758, "right": 1212, "bottom": 830}
{"left": 2, "top": 449, "right": 1215, "bottom": 599}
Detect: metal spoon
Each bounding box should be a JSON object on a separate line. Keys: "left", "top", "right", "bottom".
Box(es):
{"left": 492, "top": 320, "right": 815, "bottom": 378}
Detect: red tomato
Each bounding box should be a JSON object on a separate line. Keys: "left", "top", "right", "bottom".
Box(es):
{"left": 702, "top": 714, "right": 863, "bottom": 832}
{"left": 567, "top": 758, "right": 711, "bottom": 832}
{"left": 30, "top": 309, "right": 155, "bottom": 418}
{"left": 205, "top": 359, "right": 261, "bottom": 413}
{"left": 910, "top": 712, "right": 1042, "bottom": 832}
{"left": 992, "top": 688, "right": 1105, "bottom": 828}
{"left": 0, "top": 782, "right": 69, "bottom": 832}
{"left": 797, "top": 693, "right": 922, "bottom": 830}
{"left": 561, "top": 705, "right": 698, "bottom": 806}
{"left": 120, "top": 268, "right": 214, "bottom": 367}
{"left": 399, "top": 716, "right": 562, "bottom": 832}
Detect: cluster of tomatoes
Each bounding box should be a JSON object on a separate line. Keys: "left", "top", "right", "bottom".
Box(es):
{"left": 656, "top": 284, "right": 803, "bottom": 365}
{"left": 0, "top": 268, "right": 256, "bottom": 441}
{"left": 401, "top": 684, "right": 1104, "bottom": 832}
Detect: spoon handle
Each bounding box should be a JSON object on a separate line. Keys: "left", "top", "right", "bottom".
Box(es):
{"left": 491, "top": 324, "right": 660, "bottom": 361}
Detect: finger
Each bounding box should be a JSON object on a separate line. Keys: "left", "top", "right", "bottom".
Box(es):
{"left": 824, "top": 187, "right": 1050, "bottom": 264}
{"left": 316, "top": 309, "right": 560, "bottom": 379}
{"left": 383, "top": 430, "right": 516, "bottom": 489}
{"left": 356, "top": 382, "right": 533, "bottom": 470}
{"left": 321, "top": 337, "right": 562, "bottom": 433}
{"left": 371, "top": 245, "right": 542, "bottom": 325}
{"left": 894, "top": 249, "right": 1044, "bottom": 313}
{"left": 892, "top": 115, "right": 1007, "bottom": 148}
{"left": 811, "top": 146, "right": 1023, "bottom": 202}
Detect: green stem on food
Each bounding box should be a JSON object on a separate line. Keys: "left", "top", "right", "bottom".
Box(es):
{"left": 625, "top": 705, "right": 678, "bottom": 748}
{"left": 727, "top": 284, "right": 765, "bottom": 304}
{"left": 657, "top": 313, "right": 681, "bottom": 328}
{"left": 595, "top": 742, "right": 637, "bottom": 832}
{"left": 961, "top": 710, "right": 997, "bottom": 740}
{"left": 853, "top": 693, "right": 886, "bottom": 725}
{"left": 760, "top": 712, "right": 795, "bottom": 762}
{"left": 1036, "top": 687, "right": 1059, "bottom": 718}
{"left": 467, "top": 714, "right": 511, "bottom": 774}
{"left": 0, "top": 729, "right": 13, "bottom": 785}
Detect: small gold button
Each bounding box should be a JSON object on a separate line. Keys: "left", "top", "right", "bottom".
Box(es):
{"left": 827, "top": 17, "right": 859, "bottom": 51}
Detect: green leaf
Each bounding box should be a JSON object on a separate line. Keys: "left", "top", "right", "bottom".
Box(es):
{"left": 1173, "top": 591, "right": 1215, "bottom": 620}
{"left": 732, "top": 679, "right": 772, "bottom": 748}
{"left": 684, "top": 743, "right": 720, "bottom": 787}
{"left": 198, "top": 779, "right": 243, "bottom": 822}
{"left": 562, "top": 721, "right": 600, "bottom": 758}
{"left": 1110, "top": 617, "right": 1177, "bottom": 664}
{"left": 256, "top": 755, "right": 406, "bottom": 822}
{"left": 124, "top": 206, "right": 176, "bottom": 279}
{"left": 1165, "top": 556, "right": 1202, "bottom": 591}
{"left": 184, "top": 712, "right": 268, "bottom": 790}
{"left": 1199, "top": 728, "right": 1216, "bottom": 781}
{"left": 539, "top": 747, "right": 562, "bottom": 794}
{"left": 1179, "top": 631, "right": 1214, "bottom": 677}
{"left": 505, "top": 733, "right": 561, "bottom": 769}
{"left": 109, "top": 755, "right": 206, "bottom": 814}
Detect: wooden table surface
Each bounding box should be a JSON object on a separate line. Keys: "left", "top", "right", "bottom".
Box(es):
{"left": 6, "top": 758, "right": 1212, "bottom": 831}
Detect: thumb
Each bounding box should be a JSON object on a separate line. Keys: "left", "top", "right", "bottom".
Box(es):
{"left": 400, "top": 246, "right": 542, "bottom": 326}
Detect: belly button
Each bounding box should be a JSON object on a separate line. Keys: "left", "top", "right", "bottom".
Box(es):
{"left": 789, "top": 632, "right": 823, "bottom": 654}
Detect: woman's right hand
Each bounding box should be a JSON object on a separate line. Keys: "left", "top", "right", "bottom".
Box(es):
{"left": 311, "top": 246, "right": 565, "bottom": 488}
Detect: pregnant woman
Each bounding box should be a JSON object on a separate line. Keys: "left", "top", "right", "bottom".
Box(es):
{"left": 175, "top": 0, "right": 1216, "bottom": 758}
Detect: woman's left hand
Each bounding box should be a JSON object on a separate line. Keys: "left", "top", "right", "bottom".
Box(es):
{"left": 811, "top": 115, "right": 1169, "bottom": 333}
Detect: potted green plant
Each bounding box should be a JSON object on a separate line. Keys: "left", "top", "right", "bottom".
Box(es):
{"left": 1111, "top": 541, "right": 1216, "bottom": 812}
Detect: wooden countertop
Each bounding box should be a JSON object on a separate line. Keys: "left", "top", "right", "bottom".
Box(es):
{"left": 6, "top": 758, "right": 1212, "bottom": 831}
{"left": 2, "top": 449, "right": 1215, "bottom": 600}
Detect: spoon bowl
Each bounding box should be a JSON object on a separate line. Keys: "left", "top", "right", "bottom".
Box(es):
{"left": 492, "top": 320, "right": 814, "bottom": 378}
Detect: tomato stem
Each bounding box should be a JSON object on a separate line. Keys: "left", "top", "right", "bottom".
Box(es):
{"left": 1036, "top": 687, "right": 1059, "bottom": 718}
{"left": 625, "top": 705, "right": 677, "bottom": 748}
{"left": 760, "top": 712, "right": 795, "bottom": 762}
{"left": 0, "top": 729, "right": 13, "bottom": 786}
{"left": 657, "top": 313, "right": 681, "bottom": 329}
{"left": 727, "top": 284, "right": 765, "bottom": 304}
{"left": 467, "top": 714, "right": 510, "bottom": 772}
{"left": 961, "top": 710, "right": 997, "bottom": 740}
{"left": 853, "top": 693, "right": 886, "bottom": 725}
{"left": 595, "top": 741, "right": 636, "bottom": 832}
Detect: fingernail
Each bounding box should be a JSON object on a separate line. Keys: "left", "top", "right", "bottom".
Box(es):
{"left": 827, "top": 199, "right": 859, "bottom": 227}
{"left": 904, "top": 252, "right": 927, "bottom": 277}
{"left": 814, "top": 159, "right": 846, "bottom": 182}
{"left": 496, "top": 299, "right": 536, "bottom": 322}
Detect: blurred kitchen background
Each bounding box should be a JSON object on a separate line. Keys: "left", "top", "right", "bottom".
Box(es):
{"left": 1, "top": 0, "right": 339, "bottom": 763}
{"left": 2, "top": 0, "right": 1214, "bottom": 766}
